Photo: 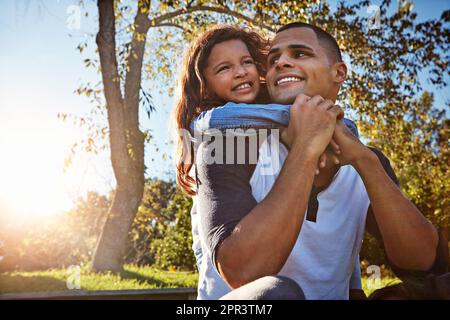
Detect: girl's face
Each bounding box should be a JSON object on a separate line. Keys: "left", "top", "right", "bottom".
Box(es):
{"left": 203, "top": 39, "right": 261, "bottom": 103}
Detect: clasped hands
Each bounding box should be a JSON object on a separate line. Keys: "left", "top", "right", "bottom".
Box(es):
{"left": 280, "top": 94, "right": 366, "bottom": 175}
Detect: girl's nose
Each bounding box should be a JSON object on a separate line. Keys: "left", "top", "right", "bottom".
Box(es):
{"left": 234, "top": 65, "right": 248, "bottom": 77}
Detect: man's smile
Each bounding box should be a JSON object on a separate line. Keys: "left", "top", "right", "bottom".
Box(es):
{"left": 275, "top": 75, "right": 306, "bottom": 86}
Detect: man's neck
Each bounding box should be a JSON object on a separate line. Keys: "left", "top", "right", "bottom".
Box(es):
{"left": 313, "top": 164, "right": 340, "bottom": 190}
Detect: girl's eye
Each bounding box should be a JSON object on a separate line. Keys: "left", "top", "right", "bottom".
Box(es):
{"left": 269, "top": 57, "right": 279, "bottom": 66}
{"left": 217, "top": 66, "right": 229, "bottom": 73}
{"left": 243, "top": 59, "right": 254, "bottom": 65}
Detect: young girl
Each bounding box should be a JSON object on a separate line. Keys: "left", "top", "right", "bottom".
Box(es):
{"left": 172, "top": 26, "right": 275, "bottom": 299}
{"left": 173, "top": 25, "right": 270, "bottom": 196}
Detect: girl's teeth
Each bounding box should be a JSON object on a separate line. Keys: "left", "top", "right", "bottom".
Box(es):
{"left": 236, "top": 83, "right": 250, "bottom": 90}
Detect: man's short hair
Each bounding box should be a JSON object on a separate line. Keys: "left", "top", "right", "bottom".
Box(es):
{"left": 277, "top": 22, "right": 342, "bottom": 63}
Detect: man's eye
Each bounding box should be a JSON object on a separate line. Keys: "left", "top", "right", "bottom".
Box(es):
{"left": 295, "top": 51, "right": 306, "bottom": 58}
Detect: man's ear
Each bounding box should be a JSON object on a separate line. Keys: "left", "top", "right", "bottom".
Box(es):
{"left": 332, "top": 62, "right": 347, "bottom": 85}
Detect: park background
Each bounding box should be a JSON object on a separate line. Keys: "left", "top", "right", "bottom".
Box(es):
{"left": 0, "top": 0, "right": 448, "bottom": 298}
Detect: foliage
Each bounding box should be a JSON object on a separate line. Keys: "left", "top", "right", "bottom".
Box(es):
{"left": 150, "top": 190, "right": 195, "bottom": 271}
{"left": 125, "top": 178, "right": 178, "bottom": 266}
{"left": 360, "top": 91, "right": 449, "bottom": 265}
{"left": 366, "top": 92, "right": 449, "bottom": 225}
{"left": 125, "top": 178, "right": 195, "bottom": 271}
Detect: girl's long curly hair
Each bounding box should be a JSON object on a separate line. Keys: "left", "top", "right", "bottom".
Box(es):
{"left": 172, "top": 26, "right": 269, "bottom": 196}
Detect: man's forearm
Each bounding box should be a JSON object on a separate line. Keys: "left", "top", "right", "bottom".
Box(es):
{"left": 354, "top": 150, "right": 438, "bottom": 270}
{"left": 217, "top": 144, "right": 318, "bottom": 288}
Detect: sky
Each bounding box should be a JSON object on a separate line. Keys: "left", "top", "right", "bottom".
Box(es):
{"left": 0, "top": 0, "right": 448, "bottom": 219}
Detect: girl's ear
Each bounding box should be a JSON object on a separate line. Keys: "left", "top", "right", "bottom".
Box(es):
{"left": 200, "top": 80, "right": 210, "bottom": 98}
{"left": 332, "top": 62, "right": 347, "bottom": 85}
{"left": 204, "top": 87, "right": 212, "bottom": 99}
{"left": 203, "top": 85, "right": 216, "bottom": 100}
{"left": 202, "top": 88, "right": 212, "bottom": 100}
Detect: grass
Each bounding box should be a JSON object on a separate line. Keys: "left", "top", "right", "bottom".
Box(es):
{"left": 1, "top": 264, "right": 400, "bottom": 298}
{"left": 0, "top": 264, "right": 198, "bottom": 294}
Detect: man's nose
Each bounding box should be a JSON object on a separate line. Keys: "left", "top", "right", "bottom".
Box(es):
{"left": 275, "top": 53, "right": 293, "bottom": 70}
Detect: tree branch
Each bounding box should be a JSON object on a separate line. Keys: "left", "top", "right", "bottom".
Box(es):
{"left": 148, "top": 5, "right": 276, "bottom": 33}
{"left": 96, "top": 0, "right": 123, "bottom": 106}
{"left": 124, "top": 0, "right": 151, "bottom": 131}
{"left": 156, "top": 22, "right": 186, "bottom": 32}
{"left": 96, "top": 0, "right": 129, "bottom": 179}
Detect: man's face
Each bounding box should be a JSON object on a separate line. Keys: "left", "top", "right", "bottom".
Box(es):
{"left": 266, "top": 27, "right": 336, "bottom": 104}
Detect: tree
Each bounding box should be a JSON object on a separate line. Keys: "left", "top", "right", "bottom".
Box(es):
{"left": 76, "top": 0, "right": 448, "bottom": 272}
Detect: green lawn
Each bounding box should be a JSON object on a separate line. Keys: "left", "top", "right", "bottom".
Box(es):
{"left": 0, "top": 264, "right": 198, "bottom": 294}
{"left": 0, "top": 264, "right": 399, "bottom": 297}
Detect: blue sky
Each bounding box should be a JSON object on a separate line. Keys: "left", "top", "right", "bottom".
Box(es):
{"left": 0, "top": 0, "right": 448, "bottom": 218}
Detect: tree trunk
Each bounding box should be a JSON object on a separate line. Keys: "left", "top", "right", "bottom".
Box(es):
{"left": 91, "top": 0, "right": 148, "bottom": 273}
{"left": 92, "top": 182, "right": 144, "bottom": 273}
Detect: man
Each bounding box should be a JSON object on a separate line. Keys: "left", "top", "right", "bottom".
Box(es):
{"left": 191, "top": 22, "right": 448, "bottom": 300}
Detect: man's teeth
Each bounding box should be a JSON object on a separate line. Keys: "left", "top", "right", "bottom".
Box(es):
{"left": 277, "top": 77, "right": 303, "bottom": 85}
{"left": 235, "top": 83, "right": 251, "bottom": 90}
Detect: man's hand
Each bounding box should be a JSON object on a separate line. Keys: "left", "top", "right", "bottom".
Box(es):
{"left": 332, "top": 119, "right": 371, "bottom": 166}
{"left": 281, "top": 94, "right": 343, "bottom": 169}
